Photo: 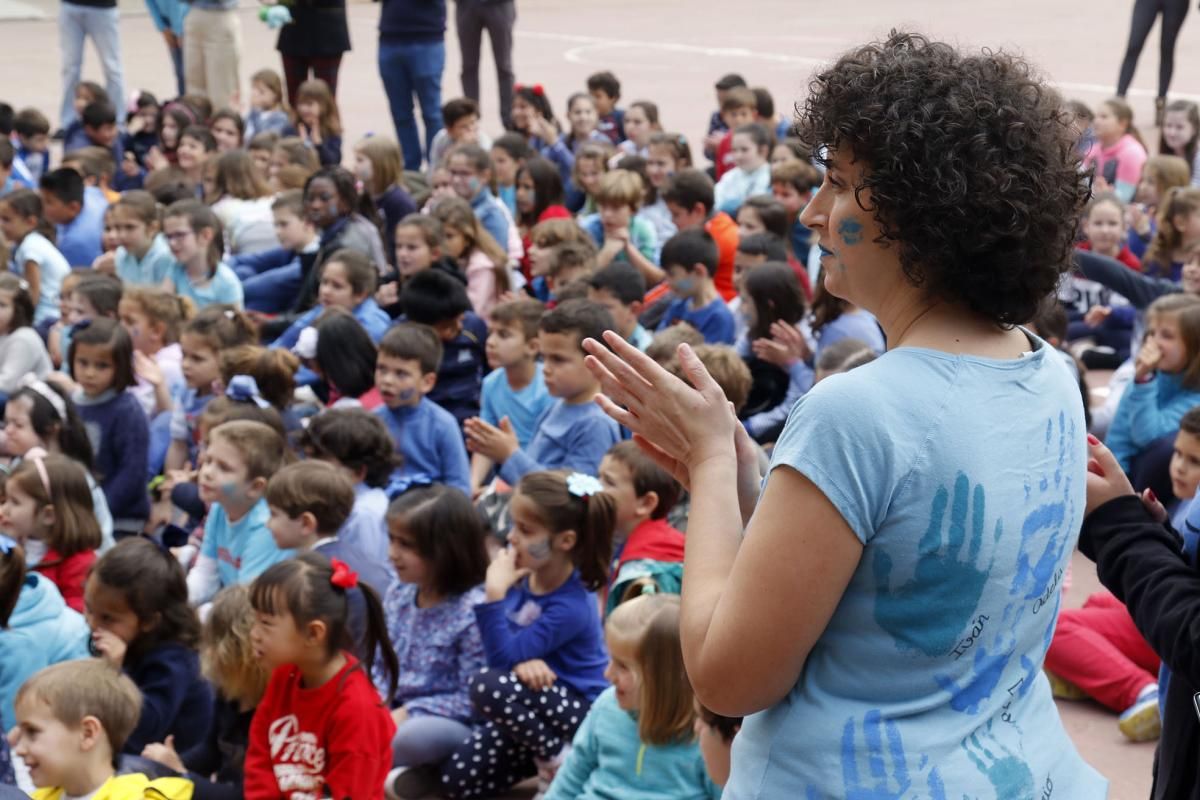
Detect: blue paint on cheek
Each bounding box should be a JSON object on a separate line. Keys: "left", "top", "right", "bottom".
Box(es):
{"left": 220, "top": 482, "right": 240, "bottom": 497}
{"left": 838, "top": 219, "right": 864, "bottom": 246}
{"left": 397, "top": 388, "right": 416, "bottom": 402}
{"left": 526, "top": 538, "right": 551, "bottom": 560}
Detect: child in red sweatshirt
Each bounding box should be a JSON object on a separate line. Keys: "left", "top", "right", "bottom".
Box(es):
{"left": 244, "top": 553, "right": 399, "bottom": 799}
{"left": 598, "top": 441, "right": 687, "bottom": 616}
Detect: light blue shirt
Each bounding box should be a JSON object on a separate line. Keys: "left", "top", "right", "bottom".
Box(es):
{"left": 201, "top": 498, "right": 293, "bottom": 589}
{"left": 54, "top": 185, "right": 107, "bottom": 267}
{"left": 116, "top": 234, "right": 175, "bottom": 286}
{"left": 339, "top": 483, "right": 390, "bottom": 565}
{"left": 480, "top": 362, "right": 555, "bottom": 448}
{"left": 713, "top": 162, "right": 770, "bottom": 216}
{"left": 726, "top": 334, "right": 1106, "bottom": 798}
{"left": 167, "top": 260, "right": 244, "bottom": 309}
{"left": 10, "top": 231, "right": 69, "bottom": 326}
{"left": 498, "top": 399, "right": 621, "bottom": 485}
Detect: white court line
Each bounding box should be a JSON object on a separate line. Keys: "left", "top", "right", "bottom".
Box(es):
{"left": 517, "top": 30, "right": 1200, "bottom": 101}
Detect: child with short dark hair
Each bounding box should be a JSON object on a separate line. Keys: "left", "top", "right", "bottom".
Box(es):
{"left": 657, "top": 229, "right": 736, "bottom": 344}
{"left": 186, "top": 420, "right": 293, "bottom": 606}
{"left": 300, "top": 408, "right": 400, "bottom": 563}
{"left": 598, "top": 440, "right": 685, "bottom": 615}
{"left": 67, "top": 317, "right": 150, "bottom": 535}
{"left": 546, "top": 240, "right": 598, "bottom": 297}
{"left": 265, "top": 460, "right": 393, "bottom": 594}
{"left": 588, "top": 262, "right": 650, "bottom": 350}
{"left": 465, "top": 299, "right": 621, "bottom": 482}
{"left": 13, "top": 107, "right": 51, "bottom": 187}
{"left": 86, "top": 537, "right": 213, "bottom": 754}
{"left": 712, "top": 88, "right": 756, "bottom": 180}
{"left": 470, "top": 298, "right": 553, "bottom": 494}
{"left": 38, "top": 167, "right": 108, "bottom": 267}
{"left": 587, "top": 71, "right": 625, "bottom": 145}
{"left": 374, "top": 323, "right": 472, "bottom": 495}
{"left": 771, "top": 160, "right": 822, "bottom": 268}
{"left": 695, "top": 703, "right": 741, "bottom": 788}
{"left": 704, "top": 73, "right": 747, "bottom": 163}
{"left": 378, "top": 486, "right": 490, "bottom": 797}
{"left": 428, "top": 97, "right": 491, "bottom": 175}
{"left": 398, "top": 268, "right": 489, "bottom": 426}
{"left": 660, "top": 169, "right": 738, "bottom": 302}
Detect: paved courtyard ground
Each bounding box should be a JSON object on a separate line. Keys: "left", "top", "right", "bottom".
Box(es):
{"left": 4, "top": 0, "right": 1197, "bottom": 795}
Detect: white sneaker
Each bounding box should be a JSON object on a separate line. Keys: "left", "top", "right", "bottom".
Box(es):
{"left": 532, "top": 744, "right": 572, "bottom": 799}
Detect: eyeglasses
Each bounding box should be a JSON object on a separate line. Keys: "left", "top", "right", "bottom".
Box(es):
{"left": 164, "top": 230, "right": 193, "bottom": 242}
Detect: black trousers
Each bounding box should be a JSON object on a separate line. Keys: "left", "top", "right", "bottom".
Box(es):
{"left": 1116, "top": 0, "right": 1190, "bottom": 98}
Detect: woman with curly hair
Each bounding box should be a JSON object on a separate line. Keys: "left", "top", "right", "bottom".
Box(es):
{"left": 583, "top": 31, "right": 1105, "bottom": 797}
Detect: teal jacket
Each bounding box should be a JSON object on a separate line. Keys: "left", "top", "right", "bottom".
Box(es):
{"left": 545, "top": 687, "right": 721, "bottom": 800}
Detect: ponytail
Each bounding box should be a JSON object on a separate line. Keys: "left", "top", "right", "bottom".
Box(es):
{"left": 515, "top": 471, "right": 616, "bottom": 591}
{"left": 250, "top": 552, "right": 399, "bottom": 702}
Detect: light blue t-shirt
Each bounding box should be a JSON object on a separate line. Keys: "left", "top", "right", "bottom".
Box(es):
{"left": 726, "top": 334, "right": 1106, "bottom": 798}
{"left": 116, "top": 234, "right": 175, "bottom": 286}
{"left": 480, "top": 362, "right": 555, "bottom": 448}
{"left": 167, "top": 260, "right": 244, "bottom": 309}
{"left": 201, "top": 498, "right": 293, "bottom": 589}
{"left": 10, "top": 231, "right": 69, "bottom": 326}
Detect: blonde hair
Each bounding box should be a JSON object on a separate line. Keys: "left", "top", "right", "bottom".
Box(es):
{"left": 250, "top": 69, "right": 286, "bottom": 111}
{"left": 1148, "top": 293, "right": 1200, "bottom": 390}
{"left": 606, "top": 594, "right": 695, "bottom": 745}
{"left": 202, "top": 585, "right": 269, "bottom": 707}
{"left": 1147, "top": 187, "right": 1200, "bottom": 274}
{"left": 355, "top": 135, "right": 404, "bottom": 197}
{"left": 121, "top": 286, "right": 194, "bottom": 343}
{"left": 16, "top": 660, "right": 142, "bottom": 754}
{"left": 1143, "top": 155, "right": 1191, "bottom": 201}
{"left": 595, "top": 169, "right": 644, "bottom": 212}
{"left": 530, "top": 218, "right": 590, "bottom": 249}
{"left": 208, "top": 420, "right": 286, "bottom": 480}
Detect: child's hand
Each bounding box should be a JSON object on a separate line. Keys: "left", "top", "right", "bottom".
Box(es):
{"left": 44, "top": 372, "right": 78, "bottom": 396}
{"left": 606, "top": 226, "right": 630, "bottom": 244}
{"left": 1127, "top": 203, "right": 1151, "bottom": 237}
{"left": 142, "top": 735, "right": 185, "bottom": 773}
{"left": 134, "top": 350, "right": 165, "bottom": 387}
{"left": 145, "top": 147, "right": 168, "bottom": 172}
{"left": 705, "top": 131, "right": 724, "bottom": 151}
{"left": 121, "top": 152, "right": 141, "bottom": 178}
{"left": 1084, "top": 434, "right": 1136, "bottom": 516}
{"left": 306, "top": 122, "right": 323, "bottom": 146}
{"left": 485, "top": 546, "right": 530, "bottom": 601}
{"left": 532, "top": 116, "right": 558, "bottom": 144}
{"left": 391, "top": 706, "right": 409, "bottom": 726}
{"left": 1135, "top": 338, "right": 1162, "bottom": 381}
{"left": 91, "top": 250, "right": 117, "bottom": 275}
{"left": 1084, "top": 305, "right": 1112, "bottom": 328}
{"left": 514, "top": 659, "right": 558, "bottom": 691}
{"left": 375, "top": 283, "right": 399, "bottom": 307}
{"left": 91, "top": 628, "right": 127, "bottom": 667}
{"left": 464, "top": 417, "right": 520, "bottom": 463}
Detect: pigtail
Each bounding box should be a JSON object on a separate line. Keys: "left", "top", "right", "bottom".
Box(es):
{"left": 358, "top": 580, "right": 399, "bottom": 702}
{"left": 575, "top": 489, "right": 617, "bottom": 591}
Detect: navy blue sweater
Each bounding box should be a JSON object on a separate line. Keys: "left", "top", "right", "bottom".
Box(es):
{"left": 379, "top": 0, "right": 445, "bottom": 42}
{"left": 76, "top": 389, "right": 150, "bottom": 524}
{"left": 427, "top": 311, "right": 488, "bottom": 427}
{"left": 124, "top": 642, "right": 215, "bottom": 755}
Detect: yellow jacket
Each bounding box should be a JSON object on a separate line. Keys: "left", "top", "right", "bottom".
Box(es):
{"left": 33, "top": 774, "right": 193, "bottom": 800}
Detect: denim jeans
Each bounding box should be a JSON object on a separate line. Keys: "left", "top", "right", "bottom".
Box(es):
{"left": 378, "top": 38, "right": 445, "bottom": 171}
{"left": 59, "top": 2, "right": 126, "bottom": 128}
{"left": 242, "top": 261, "right": 302, "bottom": 313}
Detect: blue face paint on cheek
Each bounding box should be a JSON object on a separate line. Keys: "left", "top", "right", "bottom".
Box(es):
{"left": 220, "top": 482, "right": 241, "bottom": 498}
{"left": 526, "top": 538, "right": 552, "bottom": 560}
{"left": 838, "top": 219, "right": 864, "bottom": 246}
{"left": 397, "top": 388, "right": 416, "bottom": 402}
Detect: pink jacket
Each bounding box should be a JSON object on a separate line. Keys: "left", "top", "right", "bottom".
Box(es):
{"left": 1085, "top": 134, "right": 1148, "bottom": 203}
{"left": 465, "top": 248, "right": 500, "bottom": 320}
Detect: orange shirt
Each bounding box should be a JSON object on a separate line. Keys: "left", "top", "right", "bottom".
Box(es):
{"left": 642, "top": 212, "right": 740, "bottom": 305}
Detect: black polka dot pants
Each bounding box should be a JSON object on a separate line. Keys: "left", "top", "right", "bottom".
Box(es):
{"left": 438, "top": 667, "right": 592, "bottom": 799}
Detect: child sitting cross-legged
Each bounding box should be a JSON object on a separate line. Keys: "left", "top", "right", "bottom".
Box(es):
{"left": 186, "top": 420, "right": 294, "bottom": 607}
{"left": 465, "top": 299, "right": 621, "bottom": 484}
{"left": 374, "top": 323, "right": 472, "bottom": 496}
{"left": 10, "top": 659, "right": 193, "bottom": 799}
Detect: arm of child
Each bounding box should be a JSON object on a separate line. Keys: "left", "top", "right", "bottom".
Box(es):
{"left": 187, "top": 553, "right": 220, "bottom": 606}
{"left": 470, "top": 452, "right": 495, "bottom": 497}
{"left": 542, "top": 702, "right": 599, "bottom": 800}
{"left": 103, "top": 402, "right": 150, "bottom": 516}
{"left": 0, "top": 330, "right": 48, "bottom": 395}
{"left": 21, "top": 259, "right": 41, "bottom": 305}
{"left": 474, "top": 592, "right": 588, "bottom": 668}
{"left": 407, "top": 612, "right": 489, "bottom": 721}
{"left": 623, "top": 234, "right": 664, "bottom": 287}
{"left": 1123, "top": 377, "right": 1198, "bottom": 450}
{"left": 1074, "top": 250, "right": 1171, "bottom": 311}
{"left": 316, "top": 135, "right": 342, "bottom": 168}
{"left": 558, "top": 415, "right": 620, "bottom": 477}
{"left": 165, "top": 438, "right": 189, "bottom": 473}
{"left": 122, "top": 651, "right": 197, "bottom": 754}
{"left": 322, "top": 691, "right": 395, "bottom": 800}
{"left": 242, "top": 689, "right": 281, "bottom": 800}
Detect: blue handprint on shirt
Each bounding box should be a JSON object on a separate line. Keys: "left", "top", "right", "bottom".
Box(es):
{"left": 963, "top": 726, "right": 1035, "bottom": 799}
{"left": 874, "top": 472, "right": 1000, "bottom": 657}
{"left": 830, "top": 711, "right": 946, "bottom": 800}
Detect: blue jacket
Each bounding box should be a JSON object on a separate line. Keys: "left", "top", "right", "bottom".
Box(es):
{"left": 545, "top": 688, "right": 722, "bottom": 800}
{"left": 0, "top": 574, "right": 90, "bottom": 729}
{"left": 55, "top": 185, "right": 108, "bottom": 267}
{"left": 1107, "top": 371, "right": 1200, "bottom": 472}
{"left": 273, "top": 297, "right": 391, "bottom": 349}
{"left": 124, "top": 642, "right": 214, "bottom": 755}
{"left": 375, "top": 397, "right": 471, "bottom": 495}
{"left": 469, "top": 188, "right": 512, "bottom": 258}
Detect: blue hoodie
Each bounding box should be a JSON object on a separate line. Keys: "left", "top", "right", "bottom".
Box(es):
{"left": 0, "top": 574, "right": 90, "bottom": 729}
{"left": 544, "top": 687, "right": 721, "bottom": 800}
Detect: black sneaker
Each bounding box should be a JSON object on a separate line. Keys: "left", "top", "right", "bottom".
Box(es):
{"left": 385, "top": 766, "right": 440, "bottom": 800}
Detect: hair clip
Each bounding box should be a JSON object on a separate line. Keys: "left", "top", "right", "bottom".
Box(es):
{"left": 292, "top": 326, "right": 318, "bottom": 360}
{"left": 224, "top": 309, "right": 236, "bottom": 320}
{"left": 566, "top": 472, "right": 603, "bottom": 500}
{"left": 25, "top": 446, "right": 51, "bottom": 495}
{"left": 19, "top": 374, "right": 67, "bottom": 420}
{"left": 532, "top": 84, "right": 545, "bottom": 97}
{"left": 17, "top": 279, "right": 29, "bottom": 293}
{"left": 225, "top": 375, "right": 270, "bottom": 409}
{"left": 329, "top": 558, "right": 358, "bottom": 590}
{"left": 0, "top": 534, "right": 17, "bottom": 555}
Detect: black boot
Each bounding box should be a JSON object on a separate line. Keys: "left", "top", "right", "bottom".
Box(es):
{"left": 1156, "top": 96, "right": 1167, "bottom": 128}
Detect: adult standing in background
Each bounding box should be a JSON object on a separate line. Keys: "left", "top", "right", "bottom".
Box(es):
{"left": 58, "top": 0, "right": 126, "bottom": 131}
{"left": 456, "top": 0, "right": 516, "bottom": 130}
{"left": 276, "top": 0, "right": 351, "bottom": 106}
{"left": 1116, "top": 0, "right": 1190, "bottom": 126}
{"left": 143, "top": 0, "right": 188, "bottom": 96}
{"left": 378, "top": 0, "right": 445, "bottom": 171}
{"left": 184, "top": 0, "right": 242, "bottom": 110}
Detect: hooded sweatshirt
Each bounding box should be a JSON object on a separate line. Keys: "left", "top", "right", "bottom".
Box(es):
{"left": 0, "top": 573, "right": 90, "bottom": 729}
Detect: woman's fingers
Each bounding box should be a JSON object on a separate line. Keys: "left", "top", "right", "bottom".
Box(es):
{"left": 677, "top": 343, "right": 731, "bottom": 405}
{"left": 594, "top": 393, "right": 640, "bottom": 430}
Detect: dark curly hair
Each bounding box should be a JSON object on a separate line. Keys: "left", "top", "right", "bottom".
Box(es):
{"left": 795, "top": 31, "right": 1089, "bottom": 326}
